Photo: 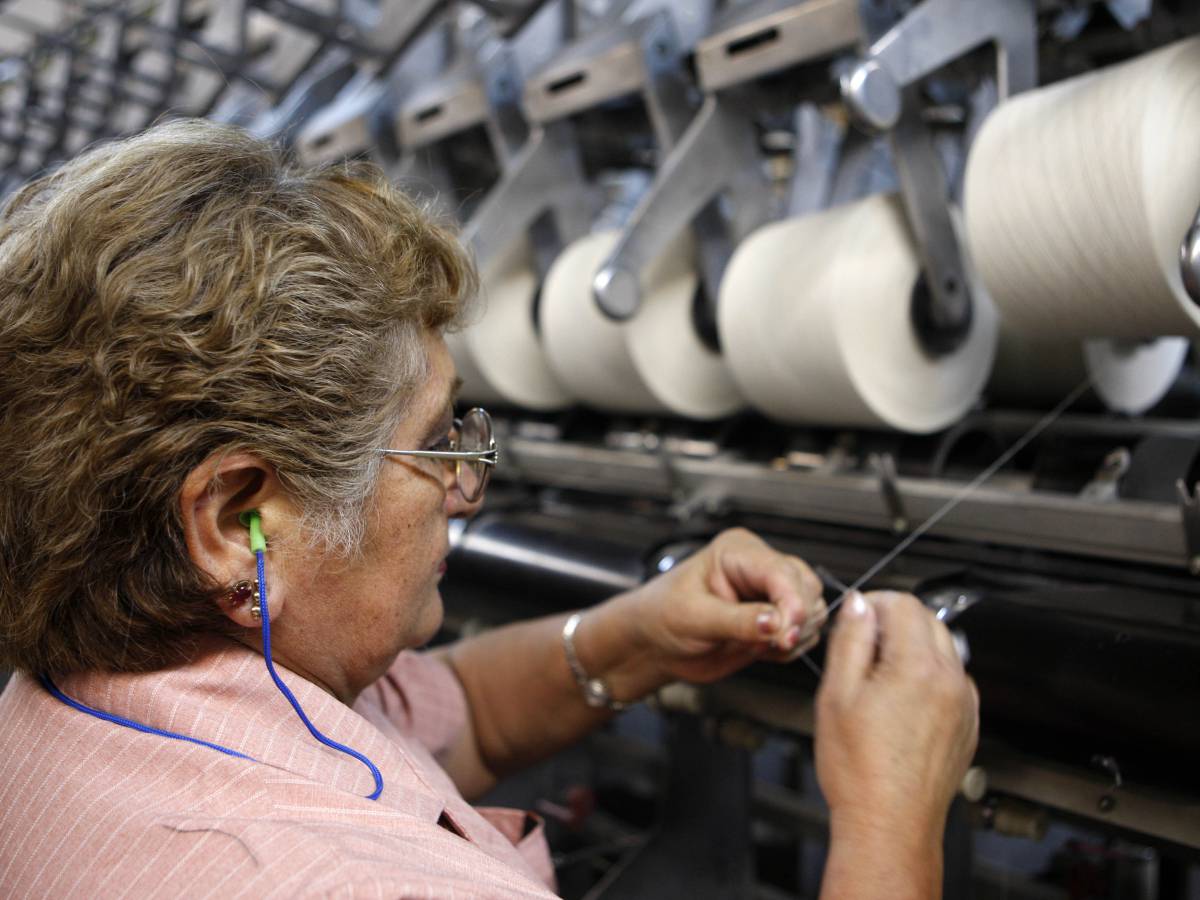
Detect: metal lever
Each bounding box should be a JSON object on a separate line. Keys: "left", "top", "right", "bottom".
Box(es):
{"left": 460, "top": 121, "right": 594, "bottom": 271}
{"left": 592, "top": 95, "right": 770, "bottom": 320}
{"left": 463, "top": 12, "right": 696, "bottom": 272}
{"left": 593, "top": 0, "right": 863, "bottom": 322}
{"left": 890, "top": 89, "right": 973, "bottom": 353}
{"left": 839, "top": 0, "right": 1037, "bottom": 357}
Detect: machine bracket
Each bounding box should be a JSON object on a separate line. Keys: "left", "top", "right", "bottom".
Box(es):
{"left": 593, "top": 0, "right": 863, "bottom": 321}
{"left": 869, "top": 452, "right": 909, "bottom": 533}
{"left": 693, "top": 0, "right": 864, "bottom": 94}
{"left": 840, "top": 0, "right": 1037, "bottom": 357}
{"left": 1080, "top": 448, "right": 1131, "bottom": 503}
{"left": 521, "top": 10, "right": 693, "bottom": 151}
{"left": 669, "top": 481, "right": 731, "bottom": 522}
{"left": 459, "top": 10, "right": 707, "bottom": 273}
{"left": 1175, "top": 479, "right": 1200, "bottom": 575}
{"left": 787, "top": 103, "right": 844, "bottom": 218}
{"left": 592, "top": 93, "right": 770, "bottom": 320}
{"left": 461, "top": 120, "right": 594, "bottom": 271}
{"left": 394, "top": 43, "right": 525, "bottom": 159}
{"left": 1091, "top": 754, "right": 1124, "bottom": 814}
{"left": 293, "top": 1, "right": 449, "bottom": 165}
{"left": 841, "top": 0, "right": 1037, "bottom": 126}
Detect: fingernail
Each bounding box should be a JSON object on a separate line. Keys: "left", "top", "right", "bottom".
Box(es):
{"left": 846, "top": 592, "right": 868, "bottom": 618}
{"left": 783, "top": 625, "right": 800, "bottom": 649}
{"left": 756, "top": 610, "right": 779, "bottom": 634}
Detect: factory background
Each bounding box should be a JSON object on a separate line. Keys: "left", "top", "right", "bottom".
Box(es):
{"left": 1, "top": 0, "right": 1199, "bottom": 897}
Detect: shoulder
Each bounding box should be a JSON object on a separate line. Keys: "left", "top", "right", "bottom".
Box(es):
{"left": 3, "top": 802, "right": 555, "bottom": 898}
{"left": 0, "top": 675, "right": 554, "bottom": 899}
{"left": 113, "top": 811, "right": 556, "bottom": 898}
{"left": 356, "top": 650, "right": 468, "bottom": 757}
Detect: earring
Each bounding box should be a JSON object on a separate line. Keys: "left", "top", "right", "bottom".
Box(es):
{"left": 226, "top": 580, "right": 261, "bottom": 620}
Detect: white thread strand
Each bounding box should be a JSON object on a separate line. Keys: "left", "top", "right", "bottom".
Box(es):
{"left": 801, "top": 377, "right": 1093, "bottom": 675}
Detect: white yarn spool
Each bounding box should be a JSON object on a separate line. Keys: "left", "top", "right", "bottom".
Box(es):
{"left": 540, "top": 230, "right": 662, "bottom": 413}
{"left": 624, "top": 236, "right": 745, "bottom": 419}
{"left": 989, "top": 331, "right": 1187, "bottom": 415}
{"left": 445, "top": 330, "right": 504, "bottom": 407}
{"left": 543, "top": 230, "right": 741, "bottom": 417}
{"left": 964, "top": 37, "right": 1200, "bottom": 339}
{"left": 718, "top": 193, "right": 997, "bottom": 433}
{"left": 461, "top": 237, "right": 575, "bottom": 411}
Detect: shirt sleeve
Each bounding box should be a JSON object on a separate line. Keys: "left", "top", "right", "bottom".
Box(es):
{"left": 356, "top": 650, "right": 468, "bottom": 758}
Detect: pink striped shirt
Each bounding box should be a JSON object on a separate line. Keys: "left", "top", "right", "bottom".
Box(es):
{"left": 0, "top": 637, "right": 558, "bottom": 898}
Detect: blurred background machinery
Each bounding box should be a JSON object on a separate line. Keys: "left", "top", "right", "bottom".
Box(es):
{"left": 3, "top": 1, "right": 1200, "bottom": 897}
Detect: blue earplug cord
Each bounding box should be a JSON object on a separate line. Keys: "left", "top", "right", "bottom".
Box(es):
{"left": 42, "top": 511, "right": 384, "bottom": 801}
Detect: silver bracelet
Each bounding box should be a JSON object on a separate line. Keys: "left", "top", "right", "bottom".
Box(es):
{"left": 561, "top": 612, "right": 631, "bottom": 712}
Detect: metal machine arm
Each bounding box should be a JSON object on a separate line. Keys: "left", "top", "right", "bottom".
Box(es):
{"left": 839, "top": 0, "right": 1036, "bottom": 355}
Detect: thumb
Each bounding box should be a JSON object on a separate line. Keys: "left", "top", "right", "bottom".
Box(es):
{"left": 822, "top": 592, "right": 878, "bottom": 701}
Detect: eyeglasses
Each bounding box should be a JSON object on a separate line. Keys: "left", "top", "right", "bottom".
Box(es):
{"left": 376, "top": 407, "right": 498, "bottom": 503}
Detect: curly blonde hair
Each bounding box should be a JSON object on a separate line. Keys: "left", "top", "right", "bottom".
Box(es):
{"left": 0, "top": 119, "right": 476, "bottom": 676}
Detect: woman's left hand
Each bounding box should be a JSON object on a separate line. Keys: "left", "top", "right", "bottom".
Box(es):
{"left": 603, "top": 528, "right": 827, "bottom": 687}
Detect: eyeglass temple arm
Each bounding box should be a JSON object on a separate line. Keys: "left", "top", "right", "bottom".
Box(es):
{"left": 376, "top": 449, "right": 499, "bottom": 465}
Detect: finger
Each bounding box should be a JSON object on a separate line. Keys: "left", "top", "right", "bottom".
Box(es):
{"left": 704, "top": 528, "right": 772, "bottom": 603}
{"left": 867, "top": 591, "right": 938, "bottom": 668}
{"left": 759, "top": 629, "right": 823, "bottom": 664}
{"left": 787, "top": 557, "right": 828, "bottom": 641}
{"left": 821, "top": 591, "right": 878, "bottom": 700}
{"left": 694, "top": 600, "right": 787, "bottom": 646}
{"left": 779, "top": 598, "right": 825, "bottom": 660}
{"left": 964, "top": 675, "right": 982, "bottom": 755}
{"left": 710, "top": 537, "right": 823, "bottom": 647}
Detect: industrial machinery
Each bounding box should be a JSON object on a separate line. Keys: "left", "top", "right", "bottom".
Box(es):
{"left": 2, "top": 2, "right": 1200, "bottom": 897}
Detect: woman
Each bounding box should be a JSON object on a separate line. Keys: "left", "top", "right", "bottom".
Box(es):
{"left": 0, "top": 120, "right": 977, "bottom": 898}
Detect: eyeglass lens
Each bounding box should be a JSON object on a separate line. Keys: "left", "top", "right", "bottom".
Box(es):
{"left": 455, "top": 408, "right": 492, "bottom": 502}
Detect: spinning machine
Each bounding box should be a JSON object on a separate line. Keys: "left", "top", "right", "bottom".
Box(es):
{"left": 3, "top": 1, "right": 1200, "bottom": 897}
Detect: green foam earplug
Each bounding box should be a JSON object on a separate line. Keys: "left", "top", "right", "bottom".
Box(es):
{"left": 238, "top": 510, "right": 267, "bottom": 553}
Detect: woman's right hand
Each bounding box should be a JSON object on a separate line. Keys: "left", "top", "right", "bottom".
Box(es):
{"left": 815, "top": 590, "right": 979, "bottom": 899}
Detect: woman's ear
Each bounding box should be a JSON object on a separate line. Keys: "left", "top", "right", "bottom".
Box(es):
{"left": 179, "top": 452, "right": 293, "bottom": 628}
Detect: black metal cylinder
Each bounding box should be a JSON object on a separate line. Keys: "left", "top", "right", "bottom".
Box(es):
{"left": 951, "top": 590, "right": 1200, "bottom": 793}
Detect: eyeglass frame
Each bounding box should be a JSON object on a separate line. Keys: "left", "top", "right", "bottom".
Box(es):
{"left": 375, "top": 407, "right": 499, "bottom": 503}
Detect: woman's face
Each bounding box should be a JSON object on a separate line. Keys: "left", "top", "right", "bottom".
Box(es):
{"left": 271, "top": 330, "right": 475, "bottom": 702}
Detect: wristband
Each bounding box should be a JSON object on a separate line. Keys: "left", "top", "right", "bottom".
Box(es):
{"left": 561, "top": 612, "right": 632, "bottom": 712}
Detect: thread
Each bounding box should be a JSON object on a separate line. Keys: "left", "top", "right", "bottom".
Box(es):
{"left": 819, "top": 377, "right": 1092, "bottom": 629}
